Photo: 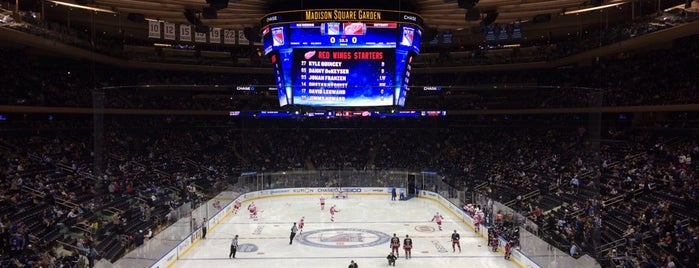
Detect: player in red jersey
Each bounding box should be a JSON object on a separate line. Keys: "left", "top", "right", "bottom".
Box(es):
{"left": 320, "top": 195, "right": 326, "bottom": 210}
{"left": 451, "top": 230, "right": 461, "bottom": 253}
{"left": 489, "top": 233, "right": 499, "bottom": 252}
{"left": 330, "top": 205, "right": 339, "bottom": 222}
{"left": 403, "top": 234, "right": 413, "bottom": 259}
{"left": 298, "top": 216, "right": 305, "bottom": 233}
{"left": 390, "top": 233, "right": 401, "bottom": 257}
{"left": 504, "top": 241, "right": 513, "bottom": 260}
{"left": 431, "top": 212, "right": 444, "bottom": 231}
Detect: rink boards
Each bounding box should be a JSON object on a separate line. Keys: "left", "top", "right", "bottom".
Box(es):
{"left": 149, "top": 187, "right": 540, "bottom": 268}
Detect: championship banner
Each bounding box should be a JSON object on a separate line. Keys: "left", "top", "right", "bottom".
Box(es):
{"left": 180, "top": 25, "right": 192, "bottom": 42}
{"left": 511, "top": 21, "right": 523, "bottom": 39}
{"left": 441, "top": 30, "right": 453, "bottom": 45}
{"left": 484, "top": 25, "right": 497, "bottom": 43}
{"left": 195, "top": 31, "right": 207, "bottom": 43}
{"left": 223, "top": 29, "right": 236, "bottom": 44}
{"left": 163, "top": 22, "right": 176, "bottom": 40}
{"left": 498, "top": 24, "right": 509, "bottom": 41}
{"left": 148, "top": 21, "right": 161, "bottom": 38}
{"left": 210, "top": 28, "right": 221, "bottom": 44}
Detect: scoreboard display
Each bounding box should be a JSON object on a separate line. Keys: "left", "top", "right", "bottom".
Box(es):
{"left": 262, "top": 9, "right": 423, "bottom": 107}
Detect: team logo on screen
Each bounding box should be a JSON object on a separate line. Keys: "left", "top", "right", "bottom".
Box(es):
{"left": 272, "top": 27, "right": 284, "bottom": 46}
{"left": 304, "top": 50, "right": 316, "bottom": 59}
{"left": 343, "top": 23, "right": 365, "bottom": 35}
{"left": 298, "top": 228, "right": 390, "bottom": 248}
{"left": 326, "top": 22, "right": 340, "bottom": 35}
{"left": 401, "top": 27, "right": 414, "bottom": 46}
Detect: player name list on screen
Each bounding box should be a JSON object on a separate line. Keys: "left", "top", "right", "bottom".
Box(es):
{"left": 294, "top": 48, "right": 393, "bottom": 105}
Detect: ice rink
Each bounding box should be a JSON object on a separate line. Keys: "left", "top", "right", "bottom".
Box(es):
{"left": 162, "top": 195, "right": 520, "bottom": 268}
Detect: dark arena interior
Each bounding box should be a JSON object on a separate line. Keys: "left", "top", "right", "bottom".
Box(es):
{"left": 1, "top": 0, "right": 699, "bottom": 267}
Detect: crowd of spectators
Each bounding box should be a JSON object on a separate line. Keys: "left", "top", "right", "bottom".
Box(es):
{"left": 497, "top": 129, "right": 699, "bottom": 268}
{"left": 1, "top": 35, "right": 697, "bottom": 113}
{"left": 0, "top": 48, "right": 275, "bottom": 110}
{"left": 1, "top": 115, "right": 697, "bottom": 267}
{"left": 1, "top": 4, "right": 698, "bottom": 268}
{"left": 0, "top": 123, "right": 231, "bottom": 267}
{"left": 407, "top": 34, "right": 699, "bottom": 110}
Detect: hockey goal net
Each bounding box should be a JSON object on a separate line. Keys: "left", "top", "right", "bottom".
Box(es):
{"left": 334, "top": 188, "right": 348, "bottom": 199}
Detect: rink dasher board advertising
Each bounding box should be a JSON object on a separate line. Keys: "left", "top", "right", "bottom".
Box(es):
{"left": 244, "top": 187, "right": 387, "bottom": 197}
{"left": 150, "top": 188, "right": 542, "bottom": 268}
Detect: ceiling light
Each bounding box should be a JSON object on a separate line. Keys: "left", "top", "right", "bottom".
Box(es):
{"left": 563, "top": 1, "right": 628, "bottom": 15}
{"left": 47, "top": 0, "right": 115, "bottom": 13}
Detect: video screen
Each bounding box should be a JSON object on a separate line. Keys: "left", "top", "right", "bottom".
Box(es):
{"left": 292, "top": 48, "right": 395, "bottom": 106}
{"left": 263, "top": 17, "right": 421, "bottom": 107}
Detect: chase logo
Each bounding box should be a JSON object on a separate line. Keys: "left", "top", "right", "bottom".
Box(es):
{"left": 298, "top": 228, "right": 390, "bottom": 248}
{"left": 403, "top": 15, "right": 417, "bottom": 21}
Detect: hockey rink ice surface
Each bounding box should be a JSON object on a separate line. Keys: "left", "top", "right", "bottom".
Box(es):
{"left": 159, "top": 195, "right": 518, "bottom": 268}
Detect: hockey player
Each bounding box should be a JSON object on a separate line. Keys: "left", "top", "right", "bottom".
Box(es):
{"left": 390, "top": 233, "right": 401, "bottom": 257}
{"left": 489, "top": 233, "right": 499, "bottom": 252}
{"left": 248, "top": 202, "right": 258, "bottom": 219}
{"left": 330, "top": 205, "right": 339, "bottom": 222}
{"left": 474, "top": 211, "right": 482, "bottom": 233}
{"left": 451, "top": 230, "right": 461, "bottom": 253}
{"left": 431, "top": 212, "right": 444, "bottom": 231}
{"left": 298, "top": 216, "right": 305, "bottom": 233}
{"left": 320, "top": 195, "right": 326, "bottom": 210}
{"left": 504, "top": 241, "right": 513, "bottom": 260}
{"left": 387, "top": 252, "right": 397, "bottom": 266}
{"left": 233, "top": 199, "right": 242, "bottom": 214}
{"left": 247, "top": 202, "right": 254, "bottom": 217}
{"left": 403, "top": 234, "right": 413, "bottom": 259}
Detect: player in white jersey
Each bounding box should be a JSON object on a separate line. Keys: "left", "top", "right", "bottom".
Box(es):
{"left": 474, "top": 212, "right": 482, "bottom": 232}
{"left": 330, "top": 205, "right": 340, "bottom": 222}
{"left": 233, "top": 199, "right": 242, "bottom": 214}
{"left": 248, "top": 202, "right": 258, "bottom": 219}
{"left": 431, "top": 212, "right": 444, "bottom": 231}
{"left": 298, "top": 216, "right": 305, "bottom": 233}
{"left": 320, "top": 195, "right": 326, "bottom": 210}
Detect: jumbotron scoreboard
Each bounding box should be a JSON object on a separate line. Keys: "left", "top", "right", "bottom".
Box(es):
{"left": 261, "top": 9, "right": 423, "bottom": 107}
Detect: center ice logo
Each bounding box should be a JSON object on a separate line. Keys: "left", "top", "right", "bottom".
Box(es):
{"left": 298, "top": 228, "right": 390, "bottom": 248}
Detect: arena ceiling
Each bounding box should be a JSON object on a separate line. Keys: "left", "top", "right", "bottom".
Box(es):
{"left": 77, "top": 0, "right": 621, "bottom": 28}
{"left": 36, "top": 0, "right": 646, "bottom": 43}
